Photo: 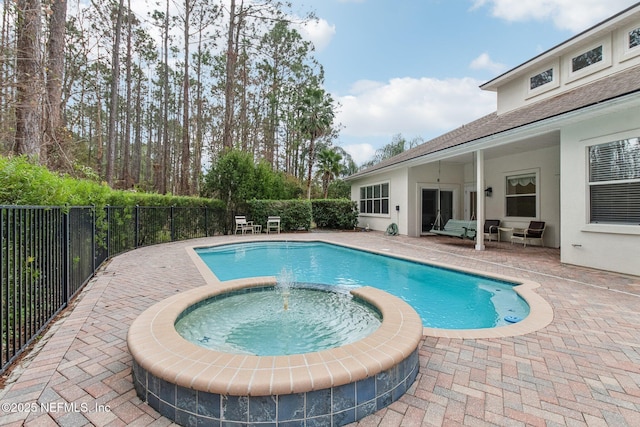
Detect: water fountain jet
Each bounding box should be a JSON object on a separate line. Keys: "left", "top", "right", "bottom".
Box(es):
{"left": 278, "top": 267, "right": 293, "bottom": 311}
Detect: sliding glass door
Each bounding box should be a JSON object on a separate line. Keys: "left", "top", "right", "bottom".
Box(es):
{"left": 421, "top": 188, "right": 453, "bottom": 233}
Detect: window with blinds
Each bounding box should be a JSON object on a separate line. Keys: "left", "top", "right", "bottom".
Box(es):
{"left": 589, "top": 138, "right": 640, "bottom": 224}
{"left": 505, "top": 173, "right": 537, "bottom": 217}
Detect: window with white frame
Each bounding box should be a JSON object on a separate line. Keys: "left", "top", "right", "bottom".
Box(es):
{"left": 629, "top": 27, "right": 640, "bottom": 49}
{"left": 572, "top": 45, "right": 603, "bottom": 72}
{"left": 505, "top": 173, "right": 537, "bottom": 218}
{"left": 359, "top": 183, "right": 389, "bottom": 214}
{"left": 530, "top": 68, "right": 554, "bottom": 90}
{"left": 527, "top": 61, "right": 560, "bottom": 98}
{"left": 622, "top": 24, "right": 640, "bottom": 61}
{"left": 589, "top": 138, "right": 640, "bottom": 225}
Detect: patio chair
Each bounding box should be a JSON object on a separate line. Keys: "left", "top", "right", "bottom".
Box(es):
{"left": 511, "top": 221, "right": 545, "bottom": 247}
{"left": 483, "top": 219, "right": 501, "bottom": 241}
{"left": 234, "top": 216, "right": 254, "bottom": 235}
{"left": 266, "top": 216, "right": 280, "bottom": 234}
{"left": 429, "top": 219, "right": 476, "bottom": 240}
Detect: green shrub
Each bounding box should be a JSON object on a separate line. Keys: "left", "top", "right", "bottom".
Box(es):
{"left": 326, "top": 179, "right": 351, "bottom": 199}
{"left": 311, "top": 199, "right": 359, "bottom": 230}
{"left": 247, "top": 199, "right": 312, "bottom": 232}
{"left": 0, "top": 156, "right": 111, "bottom": 206}
{"left": 0, "top": 155, "right": 225, "bottom": 211}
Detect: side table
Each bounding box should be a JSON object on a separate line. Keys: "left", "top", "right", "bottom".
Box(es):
{"left": 497, "top": 227, "right": 513, "bottom": 242}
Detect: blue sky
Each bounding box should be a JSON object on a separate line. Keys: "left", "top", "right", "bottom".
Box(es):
{"left": 290, "top": 0, "right": 639, "bottom": 165}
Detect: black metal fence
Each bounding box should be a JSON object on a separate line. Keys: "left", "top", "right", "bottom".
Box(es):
{"left": 1, "top": 205, "right": 223, "bottom": 374}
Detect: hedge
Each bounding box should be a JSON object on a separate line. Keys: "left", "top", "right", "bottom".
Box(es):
{"left": 311, "top": 199, "right": 359, "bottom": 230}
{"left": 246, "top": 200, "right": 313, "bottom": 232}
{"left": 246, "top": 199, "right": 359, "bottom": 232}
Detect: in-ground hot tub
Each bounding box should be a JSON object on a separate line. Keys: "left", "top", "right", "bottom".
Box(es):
{"left": 127, "top": 277, "right": 423, "bottom": 426}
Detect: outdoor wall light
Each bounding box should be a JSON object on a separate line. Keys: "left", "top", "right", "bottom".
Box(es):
{"left": 485, "top": 187, "right": 493, "bottom": 197}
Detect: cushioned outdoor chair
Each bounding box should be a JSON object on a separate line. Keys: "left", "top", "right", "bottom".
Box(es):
{"left": 483, "top": 219, "right": 501, "bottom": 241}
{"left": 511, "top": 221, "right": 545, "bottom": 247}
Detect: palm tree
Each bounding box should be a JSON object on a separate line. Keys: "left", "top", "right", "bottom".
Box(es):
{"left": 360, "top": 134, "right": 422, "bottom": 169}
{"left": 298, "top": 85, "right": 335, "bottom": 199}
{"left": 316, "top": 148, "right": 343, "bottom": 198}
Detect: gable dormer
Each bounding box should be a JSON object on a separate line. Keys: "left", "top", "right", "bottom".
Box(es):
{"left": 481, "top": 4, "right": 640, "bottom": 115}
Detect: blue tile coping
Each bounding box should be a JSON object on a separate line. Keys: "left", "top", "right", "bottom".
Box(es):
{"left": 132, "top": 347, "right": 419, "bottom": 426}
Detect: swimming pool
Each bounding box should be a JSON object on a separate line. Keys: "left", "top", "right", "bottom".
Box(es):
{"left": 195, "top": 241, "right": 530, "bottom": 329}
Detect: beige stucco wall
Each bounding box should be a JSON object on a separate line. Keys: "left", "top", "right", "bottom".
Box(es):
{"left": 403, "top": 147, "right": 560, "bottom": 245}
{"left": 350, "top": 167, "right": 409, "bottom": 235}
{"left": 352, "top": 146, "right": 561, "bottom": 245}
{"left": 479, "top": 145, "right": 561, "bottom": 248}
{"left": 561, "top": 106, "right": 640, "bottom": 276}
{"left": 349, "top": 101, "right": 640, "bottom": 277}
{"left": 497, "top": 21, "right": 640, "bottom": 114}
{"left": 407, "top": 162, "right": 465, "bottom": 237}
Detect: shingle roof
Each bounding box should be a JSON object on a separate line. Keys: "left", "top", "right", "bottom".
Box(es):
{"left": 348, "top": 65, "right": 640, "bottom": 179}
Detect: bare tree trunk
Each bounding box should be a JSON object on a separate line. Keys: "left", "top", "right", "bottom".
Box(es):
{"left": 14, "top": 0, "right": 44, "bottom": 161}
{"left": 0, "top": 1, "right": 10, "bottom": 144}
{"left": 239, "top": 50, "right": 247, "bottom": 151}
{"left": 132, "top": 56, "right": 143, "bottom": 185}
{"left": 192, "top": 28, "right": 204, "bottom": 195}
{"left": 306, "top": 137, "right": 315, "bottom": 199}
{"left": 160, "top": 0, "right": 170, "bottom": 193}
{"left": 106, "top": 0, "right": 125, "bottom": 185}
{"left": 121, "top": 0, "right": 133, "bottom": 189}
{"left": 179, "top": 0, "right": 191, "bottom": 195}
{"left": 44, "top": 0, "right": 68, "bottom": 170}
{"left": 146, "top": 85, "right": 155, "bottom": 186}
{"left": 222, "top": 0, "right": 237, "bottom": 150}
{"left": 95, "top": 89, "right": 103, "bottom": 175}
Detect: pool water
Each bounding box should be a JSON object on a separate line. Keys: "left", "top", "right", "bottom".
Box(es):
{"left": 196, "top": 241, "right": 530, "bottom": 329}
{"left": 175, "top": 286, "right": 382, "bottom": 355}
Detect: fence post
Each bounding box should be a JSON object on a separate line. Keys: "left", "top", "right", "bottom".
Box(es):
{"left": 135, "top": 205, "right": 140, "bottom": 249}
{"left": 171, "top": 206, "right": 175, "bottom": 241}
{"left": 92, "top": 206, "right": 96, "bottom": 272}
{"left": 204, "top": 207, "right": 208, "bottom": 237}
{"left": 106, "top": 206, "right": 111, "bottom": 258}
{"left": 63, "top": 208, "right": 70, "bottom": 307}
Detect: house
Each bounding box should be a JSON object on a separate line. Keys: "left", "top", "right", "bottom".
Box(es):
{"left": 346, "top": 4, "right": 640, "bottom": 276}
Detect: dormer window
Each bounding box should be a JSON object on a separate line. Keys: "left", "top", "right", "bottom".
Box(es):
{"left": 566, "top": 37, "right": 611, "bottom": 82}
{"left": 526, "top": 61, "right": 559, "bottom": 99}
{"left": 572, "top": 45, "right": 603, "bottom": 72}
{"left": 530, "top": 68, "right": 553, "bottom": 90}
{"left": 629, "top": 27, "right": 640, "bottom": 49}
{"left": 622, "top": 24, "right": 640, "bottom": 61}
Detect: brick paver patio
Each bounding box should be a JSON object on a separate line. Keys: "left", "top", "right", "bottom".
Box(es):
{"left": 1, "top": 232, "right": 639, "bottom": 426}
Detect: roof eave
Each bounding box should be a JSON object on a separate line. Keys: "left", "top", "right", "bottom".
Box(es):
{"left": 346, "top": 90, "right": 640, "bottom": 181}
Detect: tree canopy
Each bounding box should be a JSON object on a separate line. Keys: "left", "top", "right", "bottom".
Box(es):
{"left": 361, "top": 133, "right": 424, "bottom": 169}
{"left": 0, "top": 0, "right": 356, "bottom": 198}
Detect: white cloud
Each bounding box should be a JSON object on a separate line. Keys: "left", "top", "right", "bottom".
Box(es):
{"left": 349, "top": 80, "right": 386, "bottom": 95}
{"left": 342, "top": 143, "right": 376, "bottom": 166}
{"left": 332, "top": 76, "right": 497, "bottom": 165}
{"left": 471, "top": 0, "right": 639, "bottom": 32}
{"left": 296, "top": 18, "right": 336, "bottom": 52}
{"left": 470, "top": 52, "right": 507, "bottom": 74}
{"left": 334, "top": 76, "right": 496, "bottom": 139}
